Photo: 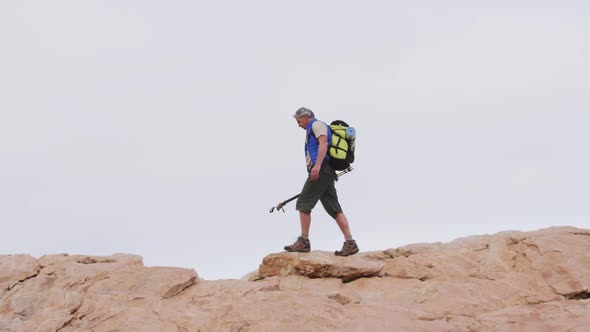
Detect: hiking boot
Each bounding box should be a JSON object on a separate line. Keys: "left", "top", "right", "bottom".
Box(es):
{"left": 335, "top": 240, "right": 359, "bottom": 256}
{"left": 284, "top": 237, "right": 311, "bottom": 253}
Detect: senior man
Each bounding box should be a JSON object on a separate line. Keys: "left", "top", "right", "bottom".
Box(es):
{"left": 284, "top": 107, "right": 359, "bottom": 256}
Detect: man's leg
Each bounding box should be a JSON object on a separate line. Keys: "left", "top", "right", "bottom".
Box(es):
{"left": 286, "top": 171, "right": 331, "bottom": 253}
{"left": 334, "top": 212, "right": 353, "bottom": 241}
{"left": 319, "top": 181, "right": 353, "bottom": 241}
{"left": 334, "top": 212, "right": 358, "bottom": 256}
{"left": 284, "top": 210, "right": 312, "bottom": 252}
{"left": 299, "top": 211, "right": 311, "bottom": 239}
{"left": 319, "top": 180, "right": 359, "bottom": 256}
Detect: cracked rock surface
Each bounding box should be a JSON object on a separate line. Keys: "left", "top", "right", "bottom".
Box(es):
{"left": 2, "top": 226, "right": 590, "bottom": 331}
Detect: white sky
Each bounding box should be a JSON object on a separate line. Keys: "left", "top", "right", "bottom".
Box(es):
{"left": 1, "top": 1, "right": 589, "bottom": 279}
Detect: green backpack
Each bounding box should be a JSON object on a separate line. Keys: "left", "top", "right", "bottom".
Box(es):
{"left": 328, "top": 120, "right": 356, "bottom": 171}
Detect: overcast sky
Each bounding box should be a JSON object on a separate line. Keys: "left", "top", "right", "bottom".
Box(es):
{"left": 1, "top": 1, "right": 589, "bottom": 279}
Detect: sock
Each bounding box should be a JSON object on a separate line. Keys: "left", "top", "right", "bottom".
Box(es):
{"left": 301, "top": 233, "right": 309, "bottom": 240}
{"left": 345, "top": 235, "right": 354, "bottom": 241}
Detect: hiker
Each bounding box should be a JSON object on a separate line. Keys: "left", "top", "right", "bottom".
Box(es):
{"left": 284, "top": 107, "right": 359, "bottom": 256}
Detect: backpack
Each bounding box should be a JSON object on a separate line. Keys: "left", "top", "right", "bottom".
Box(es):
{"left": 328, "top": 120, "right": 356, "bottom": 170}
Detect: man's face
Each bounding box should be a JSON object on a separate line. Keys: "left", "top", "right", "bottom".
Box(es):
{"left": 295, "top": 115, "right": 311, "bottom": 129}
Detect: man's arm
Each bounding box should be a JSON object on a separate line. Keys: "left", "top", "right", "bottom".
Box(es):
{"left": 311, "top": 135, "right": 328, "bottom": 180}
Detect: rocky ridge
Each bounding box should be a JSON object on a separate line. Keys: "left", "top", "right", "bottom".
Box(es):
{"left": 1, "top": 226, "right": 589, "bottom": 331}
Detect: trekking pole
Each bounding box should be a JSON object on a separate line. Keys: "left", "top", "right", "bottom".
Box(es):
{"left": 269, "top": 167, "right": 354, "bottom": 213}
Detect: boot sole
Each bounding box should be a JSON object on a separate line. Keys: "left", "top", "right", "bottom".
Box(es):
{"left": 284, "top": 247, "right": 311, "bottom": 253}
{"left": 334, "top": 249, "right": 359, "bottom": 256}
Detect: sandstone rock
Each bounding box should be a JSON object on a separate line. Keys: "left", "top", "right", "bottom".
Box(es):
{"left": 0, "top": 254, "right": 199, "bottom": 331}
{"left": 258, "top": 251, "right": 384, "bottom": 282}
{"left": 0, "top": 255, "right": 40, "bottom": 295}
{"left": 1, "top": 226, "right": 589, "bottom": 331}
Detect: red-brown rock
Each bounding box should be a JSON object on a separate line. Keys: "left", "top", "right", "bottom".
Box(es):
{"left": 1, "top": 227, "right": 589, "bottom": 331}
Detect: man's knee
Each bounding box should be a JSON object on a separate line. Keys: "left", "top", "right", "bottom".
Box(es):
{"left": 320, "top": 198, "right": 342, "bottom": 219}
{"left": 327, "top": 209, "right": 343, "bottom": 220}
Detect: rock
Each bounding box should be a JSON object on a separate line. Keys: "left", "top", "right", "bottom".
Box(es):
{"left": 1, "top": 226, "right": 589, "bottom": 331}
{"left": 0, "top": 255, "right": 40, "bottom": 295}
{"left": 0, "top": 254, "right": 199, "bottom": 331}
{"left": 328, "top": 290, "right": 361, "bottom": 305}
{"left": 258, "top": 251, "right": 384, "bottom": 282}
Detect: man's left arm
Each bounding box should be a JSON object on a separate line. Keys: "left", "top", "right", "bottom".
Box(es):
{"left": 311, "top": 135, "right": 328, "bottom": 180}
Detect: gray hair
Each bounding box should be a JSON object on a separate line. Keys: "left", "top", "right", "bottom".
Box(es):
{"left": 293, "top": 107, "right": 315, "bottom": 119}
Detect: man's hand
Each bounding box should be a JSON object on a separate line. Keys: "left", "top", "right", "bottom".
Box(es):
{"left": 310, "top": 164, "right": 321, "bottom": 180}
